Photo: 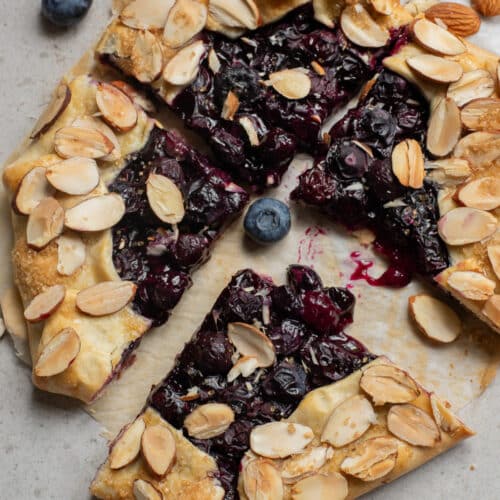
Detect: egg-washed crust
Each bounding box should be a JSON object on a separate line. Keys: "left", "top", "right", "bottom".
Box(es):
{"left": 91, "top": 357, "right": 473, "bottom": 500}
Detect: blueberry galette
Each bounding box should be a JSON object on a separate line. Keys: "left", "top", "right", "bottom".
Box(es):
{"left": 91, "top": 266, "right": 473, "bottom": 499}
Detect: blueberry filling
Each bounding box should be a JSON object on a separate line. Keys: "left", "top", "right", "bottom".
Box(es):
{"left": 148, "top": 265, "right": 375, "bottom": 498}
{"left": 292, "top": 70, "right": 449, "bottom": 281}
{"left": 110, "top": 127, "right": 248, "bottom": 325}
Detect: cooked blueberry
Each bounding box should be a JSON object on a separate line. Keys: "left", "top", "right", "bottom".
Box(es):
{"left": 326, "top": 141, "right": 369, "bottom": 179}
{"left": 301, "top": 291, "right": 341, "bottom": 334}
{"left": 288, "top": 265, "right": 323, "bottom": 292}
{"left": 244, "top": 198, "right": 291, "bottom": 245}
{"left": 42, "top": 0, "right": 92, "bottom": 26}
{"left": 263, "top": 360, "right": 308, "bottom": 402}
{"left": 267, "top": 319, "right": 308, "bottom": 355}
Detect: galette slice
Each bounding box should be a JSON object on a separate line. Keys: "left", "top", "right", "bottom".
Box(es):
{"left": 2, "top": 75, "right": 248, "bottom": 403}
{"left": 96, "top": 0, "right": 414, "bottom": 188}
{"left": 91, "top": 265, "right": 473, "bottom": 500}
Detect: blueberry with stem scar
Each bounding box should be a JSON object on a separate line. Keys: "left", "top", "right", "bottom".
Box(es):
{"left": 244, "top": 198, "right": 291, "bottom": 245}
{"left": 42, "top": 0, "right": 93, "bottom": 27}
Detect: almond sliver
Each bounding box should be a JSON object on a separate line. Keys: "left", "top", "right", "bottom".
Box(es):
{"left": 34, "top": 327, "right": 80, "bottom": 377}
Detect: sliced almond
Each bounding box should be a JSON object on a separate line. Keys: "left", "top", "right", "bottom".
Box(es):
{"left": 120, "top": 0, "right": 174, "bottom": 29}
{"left": 340, "top": 436, "right": 399, "bottom": 481}
{"left": 447, "top": 70, "right": 495, "bottom": 108}
{"left": 141, "top": 425, "right": 176, "bottom": 476}
{"left": 133, "top": 479, "right": 163, "bottom": 500}
{"left": 281, "top": 446, "right": 333, "bottom": 483}
{"left": 437, "top": 207, "right": 497, "bottom": 245}
{"left": 408, "top": 294, "right": 461, "bottom": 343}
{"left": 387, "top": 404, "right": 440, "bottom": 447}
{"left": 250, "top": 422, "right": 314, "bottom": 459}
{"left": 426, "top": 158, "right": 471, "bottom": 185}
{"left": 56, "top": 234, "right": 86, "bottom": 276}
{"left": 31, "top": 82, "right": 71, "bottom": 139}
{"left": 482, "top": 294, "right": 500, "bottom": 327}
{"left": 454, "top": 131, "right": 500, "bottom": 168}
{"left": 412, "top": 18, "right": 466, "bottom": 56}
{"left": 110, "top": 418, "right": 146, "bottom": 470}
{"left": 313, "top": 0, "right": 340, "bottom": 28}
{"left": 321, "top": 395, "right": 376, "bottom": 447}
{"left": 15, "top": 166, "right": 54, "bottom": 215}
{"left": 488, "top": 244, "right": 500, "bottom": 280}
{"left": 447, "top": 271, "right": 496, "bottom": 301}
{"left": 221, "top": 91, "right": 240, "bottom": 120}
{"left": 340, "top": 4, "right": 389, "bottom": 48}
{"left": 311, "top": 61, "right": 326, "bottom": 76}
{"left": 227, "top": 355, "right": 259, "bottom": 382}
{"left": 208, "top": 48, "right": 221, "bottom": 74}
{"left": 146, "top": 174, "right": 185, "bottom": 224}
{"left": 184, "top": 403, "right": 235, "bottom": 439}
{"left": 429, "top": 394, "right": 463, "bottom": 435}
{"left": 243, "top": 459, "right": 283, "bottom": 500}
{"left": 111, "top": 81, "right": 157, "bottom": 113}
{"left": 209, "top": 0, "right": 260, "bottom": 31}
{"left": 64, "top": 193, "right": 126, "bottom": 232}
{"left": 96, "top": 82, "right": 138, "bottom": 133}
{"left": 132, "top": 30, "right": 164, "bottom": 84}
{"left": 46, "top": 157, "right": 99, "bottom": 196}
{"left": 291, "top": 473, "right": 349, "bottom": 500}
{"left": 227, "top": 322, "right": 276, "bottom": 368}
{"left": 76, "top": 281, "right": 136, "bottom": 317}
{"left": 26, "top": 197, "right": 65, "bottom": 250}
{"left": 72, "top": 116, "right": 121, "bottom": 163}
{"left": 24, "top": 285, "right": 66, "bottom": 323}
{"left": 407, "top": 54, "right": 463, "bottom": 84}
{"left": 267, "top": 69, "right": 312, "bottom": 100}
{"left": 457, "top": 176, "right": 500, "bottom": 211}
{"left": 368, "top": 0, "right": 393, "bottom": 15}
{"left": 427, "top": 96, "right": 462, "bottom": 157}
{"left": 54, "top": 126, "right": 114, "bottom": 159}
{"left": 163, "top": 40, "right": 205, "bottom": 86}
{"left": 461, "top": 98, "right": 500, "bottom": 132}
{"left": 391, "top": 139, "right": 425, "bottom": 189}
{"left": 34, "top": 327, "right": 80, "bottom": 377}
{"left": 239, "top": 116, "right": 260, "bottom": 146}
{"left": 360, "top": 364, "right": 420, "bottom": 406}
{"left": 164, "top": 0, "right": 208, "bottom": 49}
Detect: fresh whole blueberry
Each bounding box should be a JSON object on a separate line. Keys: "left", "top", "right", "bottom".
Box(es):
{"left": 244, "top": 198, "right": 291, "bottom": 245}
{"left": 42, "top": 0, "right": 93, "bottom": 27}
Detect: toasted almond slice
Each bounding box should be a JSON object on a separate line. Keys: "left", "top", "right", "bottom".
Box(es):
{"left": 209, "top": 0, "right": 260, "bottom": 30}
{"left": 146, "top": 174, "right": 185, "bottom": 224}
{"left": 72, "top": 116, "right": 121, "bottom": 163}
{"left": 291, "top": 472, "right": 349, "bottom": 500}
{"left": 96, "top": 82, "right": 138, "bottom": 133}
{"left": 461, "top": 98, "right": 500, "bottom": 132}
{"left": 250, "top": 422, "right": 314, "bottom": 459}
{"left": 447, "top": 70, "right": 495, "bottom": 108}
{"left": 407, "top": 54, "right": 463, "bottom": 84}
{"left": 426, "top": 158, "right": 471, "bottom": 184}
{"left": 340, "top": 436, "right": 399, "bottom": 481}
{"left": 227, "top": 322, "right": 276, "bottom": 368}
{"left": 76, "top": 281, "right": 136, "bottom": 317}
{"left": 454, "top": 131, "right": 500, "bottom": 168}
{"left": 15, "top": 166, "right": 55, "bottom": 215}
{"left": 111, "top": 81, "right": 157, "bottom": 113}
{"left": 54, "top": 126, "right": 114, "bottom": 159}
{"left": 447, "top": 271, "right": 496, "bottom": 301}
{"left": 27, "top": 197, "right": 65, "bottom": 250}
{"left": 132, "top": 30, "right": 164, "bottom": 84}
{"left": 239, "top": 116, "right": 260, "bottom": 146}
{"left": 24, "top": 285, "right": 66, "bottom": 323}
{"left": 208, "top": 48, "right": 221, "bottom": 73}
{"left": 438, "top": 207, "right": 497, "bottom": 245}
{"left": 164, "top": 0, "right": 208, "bottom": 48}
{"left": 141, "top": 425, "right": 176, "bottom": 476}
{"left": 227, "top": 355, "right": 259, "bottom": 382}
{"left": 321, "top": 395, "right": 376, "bottom": 447}
{"left": 429, "top": 394, "right": 463, "bottom": 435}
{"left": 243, "top": 459, "right": 283, "bottom": 500}
{"left": 163, "top": 40, "right": 205, "bottom": 86}
{"left": 110, "top": 418, "right": 146, "bottom": 470}
{"left": 391, "top": 139, "right": 425, "bottom": 189}
{"left": 387, "top": 404, "right": 440, "bottom": 447}
{"left": 31, "top": 82, "right": 71, "bottom": 139}
{"left": 267, "top": 68, "right": 311, "bottom": 100}
{"left": 46, "top": 157, "right": 99, "bottom": 196}
{"left": 56, "top": 234, "right": 86, "bottom": 276}
{"left": 457, "top": 176, "right": 500, "bottom": 210}
{"left": 64, "top": 193, "right": 125, "bottom": 232}
{"left": 133, "top": 479, "right": 163, "bottom": 500}
{"left": 427, "top": 96, "right": 462, "bottom": 157}
{"left": 34, "top": 327, "right": 80, "bottom": 377}
{"left": 409, "top": 294, "right": 461, "bottom": 343}
{"left": 184, "top": 403, "right": 235, "bottom": 439}
{"left": 340, "top": 4, "right": 389, "bottom": 48}
{"left": 483, "top": 294, "right": 500, "bottom": 327}
{"left": 360, "top": 364, "right": 420, "bottom": 405}
{"left": 412, "top": 18, "right": 466, "bottom": 56}
{"left": 368, "top": 0, "right": 393, "bottom": 15}
{"left": 120, "top": 0, "right": 174, "bottom": 29}
{"left": 281, "top": 446, "right": 333, "bottom": 483}
{"left": 488, "top": 244, "right": 500, "bottom": 280}
{"left": 221, "top": 91, "right": 240, "bottom": 120}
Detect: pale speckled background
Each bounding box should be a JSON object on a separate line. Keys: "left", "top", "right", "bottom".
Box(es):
{"left": 1, "top": 1, "right": 500, "bottom": 499}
